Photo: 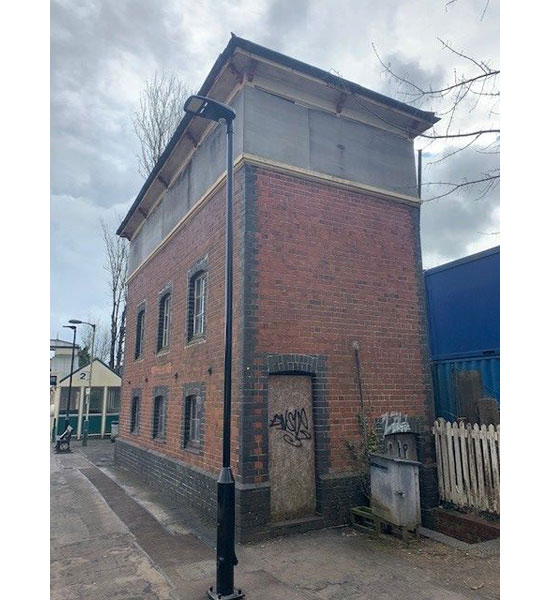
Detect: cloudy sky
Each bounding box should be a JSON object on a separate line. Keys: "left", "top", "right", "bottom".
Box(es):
{"left": 50, "top": 0, "right": 500, "bottom": 342}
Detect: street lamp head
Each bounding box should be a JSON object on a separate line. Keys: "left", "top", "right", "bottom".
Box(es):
{"left": 63, "top": 325, "right": 77, "bottom": 330}
{"left": 184, "top": 95, "right": 236, "bottom": 124}
{"left": 69, "top": 319, "right": 95, "bottom": 328}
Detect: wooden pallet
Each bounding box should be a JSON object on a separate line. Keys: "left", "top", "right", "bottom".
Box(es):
{"left": 350, "top": 506, "right": 380, "bottom": 534}
{"left": 351, "top": 506, "right": 419, "bottom": 541}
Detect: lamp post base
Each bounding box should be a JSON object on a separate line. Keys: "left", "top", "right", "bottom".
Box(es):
{"left": 207, "top": 586, "right": 245, "bottom": 600}
{"left": 208, "top": 467, "right": 244, "bottom": 599}
{"left": 82, "top": 420, "right": 89, "bottom": 446}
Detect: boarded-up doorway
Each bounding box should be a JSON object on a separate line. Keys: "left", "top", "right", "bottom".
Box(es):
{"left": 268, "top": 375, "right": 316, "bottom": 522}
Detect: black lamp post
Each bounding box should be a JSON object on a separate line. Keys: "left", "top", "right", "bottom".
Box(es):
{"left": 69, "top": 319, "right": 96, "bottom": 446}
{"left": 184, "top": 95, "right": 244, "bottom": 600}
{"left": 62, "top": 325, "right": 77, "bottom": 430}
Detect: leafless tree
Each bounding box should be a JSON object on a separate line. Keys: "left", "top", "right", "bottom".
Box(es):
{"left": 371, "top": 2, "right": 499, "bottom": 202}
{"left": 115, "top": 303, "right": 126, "bottom": 373}
{"left": 96, "top": 326, "right": 112, "bottom": 365}
{"left": 101, "top": 218, "right": 128, "bottom": 374}
{"left": 132, "top": 72, "right": 191, "bottom": 178}
{"left": 78, "top": 319, "right": 111, "bottom": 364}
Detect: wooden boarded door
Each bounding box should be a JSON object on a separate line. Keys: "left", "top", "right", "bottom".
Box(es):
{"left": 268, "top": 375, "right": 316, "bottom": 522}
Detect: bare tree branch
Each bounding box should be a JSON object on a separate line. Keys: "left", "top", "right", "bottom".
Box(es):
{"left": 446, "top": 0, "right": 492, "bottom": 23}
{"left": 372, "top": 22, "right": 499, "bottom": 203}
{"left": 373, "top": 43, "right": 499, "bottom": 100}
{"left": 427, "top": 133, "right": 482, "bottom": 165}
{"left": 132, "top": 72, "right": 192, "bottom": 178}
{"left": 422, "top": 174, "right": 500, "bottom": 202}
{"left": 101, "top": 218, "right": 128, "bottom": 373}
{"left": 421, "top": 129, "right": 499, "bottom": 139}
{"left": 438, "top": 38, "right": 491, "bottom": 74}
{"left": 480, "top": 0, "right": 490, "bottom": 21}
{"left": 78, "top": 320, "right": 111, "bottom": 363}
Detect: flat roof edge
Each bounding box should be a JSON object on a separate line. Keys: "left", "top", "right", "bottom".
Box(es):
{"left": 231, "top": 35, "right": 438, "bottom": 124}
{"left": 118, "top": 34, "right": 439, "bottom": 238}
{"left": 424, "top": 246, "right": 500, "bottom": 276}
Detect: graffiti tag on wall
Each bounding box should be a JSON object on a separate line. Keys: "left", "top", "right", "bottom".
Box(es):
{"left": 269, "top": 408, "right": 312, "bottom": 447}
{"left": 381, "top": 411, "right": 411, "bottom": 436}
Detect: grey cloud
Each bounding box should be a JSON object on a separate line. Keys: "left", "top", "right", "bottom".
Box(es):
{"left": 51, "top": 0, "right": 188, "bottom": 78}
{"left": 261, "top": 0, "right": 311, "bottom": 49}
{"left": 420, "top": 147, "right": 500, "bottom": 266}
{"left": 51, "top": 195, "right": 130, "bottom": 333}
{"left": 253, "top": 2, "right": 447, "bottom": 102}
{"left": 51, "top": 0, "right": 499, "bottom": 337}
{"left": 376, "top": 52, "right": 446, "bottom": 105}
{"left": 50, "top": 0, "right": 193, "bottom": 206}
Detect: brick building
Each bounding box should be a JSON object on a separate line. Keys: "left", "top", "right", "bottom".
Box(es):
{"left": 115, "top": 36, "right": 439, "bottom": 541}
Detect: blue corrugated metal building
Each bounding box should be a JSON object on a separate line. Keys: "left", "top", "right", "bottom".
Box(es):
{"left": 424, "top": 246, "right": 500, "bottom": 421}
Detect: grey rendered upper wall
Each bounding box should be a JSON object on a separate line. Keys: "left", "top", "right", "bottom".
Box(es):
{"left": 242, "top": 85, "right": 417, "bottom": 196}
{"left": 129, "top": 85, "right": 417, "bottom": 276}
{"left": 128, "top": 90, "right": 244, "bottom": 275}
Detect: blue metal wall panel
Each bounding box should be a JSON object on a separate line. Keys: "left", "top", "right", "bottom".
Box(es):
{"left": 425, "top": 247, "right": 500, "bottom": 360}
{"left": 432, "top": 356, "right": 500, "bottom": 421}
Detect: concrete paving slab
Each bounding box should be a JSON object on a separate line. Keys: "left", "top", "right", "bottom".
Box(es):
{"left": 165, "top": 568, "right": 322, "bottom": 600}
{"left": 174, "top": 559, "right": 216, "bottom": 582}
{"left": 51, "top": 452, "right": 178, "bottom": 600}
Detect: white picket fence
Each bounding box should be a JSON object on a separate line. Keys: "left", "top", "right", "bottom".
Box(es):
{"left": 432, "top": 419, "right": 500, "bottom": 514}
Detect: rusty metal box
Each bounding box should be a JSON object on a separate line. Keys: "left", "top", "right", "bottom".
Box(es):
{"left": 384, "top": 432, "right": 418, "bottom": 461}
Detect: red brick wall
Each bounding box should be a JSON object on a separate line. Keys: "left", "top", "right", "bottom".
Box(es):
{"left": 253, "top": 168, "right": 433, "bottom": 473}
{"left": 120, "top": 162, "right": 433, "bottom": 484}
{"left": 119, "top": 169, "right": 244, "bottom": 477}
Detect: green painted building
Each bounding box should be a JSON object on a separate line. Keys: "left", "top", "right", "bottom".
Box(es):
{"left": 52, "top": 358, "right": 121, "bottom": 438}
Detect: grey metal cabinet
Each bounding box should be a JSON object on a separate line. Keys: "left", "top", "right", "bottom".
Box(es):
{"left": 369, "top": 453, "right": 421, "bottom": 528}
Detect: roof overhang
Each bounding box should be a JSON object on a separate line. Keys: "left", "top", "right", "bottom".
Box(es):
{"left": 50, "top": 340, "right": 80, "bottom": 351}
{"left": 57, "top": 358, "right": 121, "bottom": 385}
{"left": 117, "top": 35, "right": 439, "bottom": 240}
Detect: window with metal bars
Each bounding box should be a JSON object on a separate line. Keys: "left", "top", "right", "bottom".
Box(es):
{"left": 157, "top": 291, "right": 171, "bottom": 351}
{"left": 130, "top": 395, "right": 140, "bottom": 433}
{"left": 188, "top": 271, "right": 206, "bottom": 340}
{"left": 135, "top": 308, "right": 146, "bottom": 359}
{"left": 183, "top": 395, "right": 200, "bottom": 448}
{"left": 152, "top": 395, "right": 166, "bottom": 439}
